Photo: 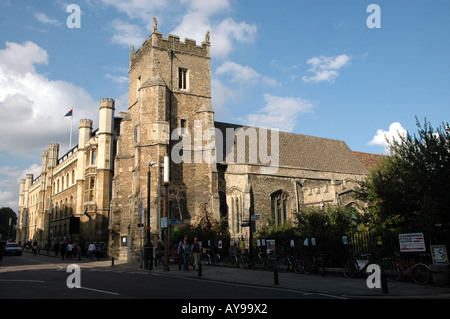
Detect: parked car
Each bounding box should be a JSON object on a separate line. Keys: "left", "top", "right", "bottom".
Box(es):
{"left": 5, "top": 243, "right": 22, "bottom": 256}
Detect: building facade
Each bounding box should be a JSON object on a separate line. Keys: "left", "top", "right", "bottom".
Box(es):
{"left": 18, "top": 22, "right": 377, "bottom": 260}
{"left": 16, "top": 99, "right": 118, "bottom": 247}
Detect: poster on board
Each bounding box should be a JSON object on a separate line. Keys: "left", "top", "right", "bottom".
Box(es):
{"left": 399, "top": 233, "right": 426, "bottom": 252}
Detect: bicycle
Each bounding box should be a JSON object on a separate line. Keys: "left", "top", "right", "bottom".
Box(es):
{"left": 252, "top": 249, "right": 276, "bottom": 271}
{"left": 304, "top": 253, "right": 324, "bottom": 276}
{"left": 200, "top": 248, "right": 221, "bottom": 266}
{"left": 386, "top": 252, "right": 432, "bottom": 285}
{"left": 232, "top": 249, "right": 250, "bottom": 269}
{"left": 276, "top": 253, "right": 305, "bottom": 273}
{"left": 343, "top": 253, "right": 371, "bottom": 278}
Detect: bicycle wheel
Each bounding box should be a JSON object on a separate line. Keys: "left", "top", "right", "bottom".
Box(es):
{"left": 386, "top": 262, "right": 402, "bottom": 282}
{"left": 304, "top": 260, "right": 313, "bottom": 275}
{"left": 411, "top": 263, "right": 431, "bottom": 285}
{"left": 318, "top": 258, "right": 325, "bottom": 276}
{"left": 213, "top": 254, "right": 221, "bottom": 266}
{"left": 239, "top": 255, "right": 249, "bottom": 269}
{"left": 293, "top": 259, "right": 305, "bottom": 274}
{"left": 265, "top": 259, "right": 275, "bottom": 271}
{"left": 276, "top": 258, "right": 289, "bottom": 272}
{"left": 343, "top": 260, "right": 358, "bottom": 278}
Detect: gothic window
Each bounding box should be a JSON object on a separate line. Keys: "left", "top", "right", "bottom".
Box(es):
{"left": 229, "top": 188, "right": 244, "bottom": 235}
{"left": 178, "top": 68, "right": 188, "bottom": 90}
{"left": 91, "top": 149, "right": 97, "bottom": 165}
{"left": 271, "top": 191, "right": 289, "bottom": 227}
{"left": 85, "top": 176, "right": 95, "bottom": 202}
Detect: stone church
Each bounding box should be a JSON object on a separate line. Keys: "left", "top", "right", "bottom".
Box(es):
{"left": 17, "top": 22, "right": 377, "bottom": 261}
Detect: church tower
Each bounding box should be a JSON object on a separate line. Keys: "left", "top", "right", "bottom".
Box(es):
{"left": 109, "top": 19, "right": 219, "bottom": 261}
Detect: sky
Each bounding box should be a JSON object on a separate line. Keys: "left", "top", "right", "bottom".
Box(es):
{"left": 0, "top": 0, "right": 449, "bottom": 214}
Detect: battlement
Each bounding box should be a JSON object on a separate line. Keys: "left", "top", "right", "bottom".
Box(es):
{"left": 100, "top": 98, "right": 115, "bottom": 109}
{"left": 80, "top": 119, "right": 93, "bottom": 128}
{"left": 130, "top": 18, "right": 210, "bottom": 70}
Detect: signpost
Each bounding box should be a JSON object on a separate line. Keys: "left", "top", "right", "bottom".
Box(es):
{"left": 398, "top": 233, "right": 426, "bottom": 252}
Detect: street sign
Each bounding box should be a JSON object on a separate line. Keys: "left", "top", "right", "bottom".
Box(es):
{"left": 399, "top": 233, "right": 426, "bottom": 252}
{"left": 161, "top": 217, "right": 168, "bottom": 229}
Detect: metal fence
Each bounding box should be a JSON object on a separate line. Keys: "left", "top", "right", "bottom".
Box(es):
{"left": 264, "top": 231, "right": 448, "bottom": 270}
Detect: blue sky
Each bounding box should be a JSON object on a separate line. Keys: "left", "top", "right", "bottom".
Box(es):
{"left": 1, "top": 0, "right": 449, "bottom": 212}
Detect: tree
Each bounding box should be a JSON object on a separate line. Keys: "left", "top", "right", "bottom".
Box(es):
{"left": 358, "top": 118, "right": 450, "bottom": 234}
{"left": 0, "top": 207, "right": 17, "bottom": 241}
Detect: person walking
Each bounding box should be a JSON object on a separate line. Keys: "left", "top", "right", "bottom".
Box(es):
{"left": 182, "top": 237, "right": 191, "bottom": 271}
{"left": 60, "top": 241, "right": 67, "bottom": 260}
{"left": 155, "top": 236, "right": 164, "bottom": 267}
{"left": 191, "top": 237, "right": 201, "bottom": 270}
{"left": 177, "top": 236, "right": 188, "bottom": 270}
{"left": 66, "top": 242, "right": 73, "bottom": 259}
{"left": 87, "top": 242, "right": 96, "bottom": 261}
{"left": 54, "top": 241, "right": 60, "bottom": 257}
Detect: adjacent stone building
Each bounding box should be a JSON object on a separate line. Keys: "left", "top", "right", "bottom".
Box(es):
{"left": 17, "top": 22, "right": 379, "bottom": 260}
{"left": 16, "top": 99, "right": 119, "bottom": 247}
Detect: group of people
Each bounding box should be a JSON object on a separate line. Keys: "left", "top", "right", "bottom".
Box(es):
{"left": 176, "top": 236, "right": 201, "bottom": 271}
{"left": 53, "top": 240, "right": 104, "bottom": 261}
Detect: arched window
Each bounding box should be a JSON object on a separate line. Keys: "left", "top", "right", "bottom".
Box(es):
{"left": 271, "top": 190, "right": 289, "bottom": 227}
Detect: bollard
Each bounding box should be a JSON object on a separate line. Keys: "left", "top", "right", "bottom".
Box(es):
{"left": 274, "top": 268, "right": 279, "bottom": 285}
{"left": 198, "top": 263, "right": 202, "bottom": 277}
{"left": 381, "top": 272, "right": 388, "bottom": 294}
{"left": 111, "top": 257, "right": 114, "bottom": 266}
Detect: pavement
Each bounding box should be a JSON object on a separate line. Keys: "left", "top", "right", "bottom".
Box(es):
{"left": 18, "top": 251, "right": 450, "bottom": 299}
{"left": 108, "top": 259, "right": 450, "bottom": 299}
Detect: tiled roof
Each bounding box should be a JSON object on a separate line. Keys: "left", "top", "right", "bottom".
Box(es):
{"left": 214, "top": 121, "right": 369, "bottom": 175}
{"left": 352, "top": 151, "right": 385, "bottom": 171}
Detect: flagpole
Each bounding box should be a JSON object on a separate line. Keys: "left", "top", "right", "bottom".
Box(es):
{"left": 69, "top": 106, "right": 73, "bottom": 150}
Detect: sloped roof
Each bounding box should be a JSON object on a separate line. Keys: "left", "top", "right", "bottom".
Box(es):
{"left": 214, "top": 121, "right": 369, "bottom": 175}
{"left": 353, "top": 151, "right": 385, "bottom": 171}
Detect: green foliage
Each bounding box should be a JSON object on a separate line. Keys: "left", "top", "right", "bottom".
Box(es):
{"left": 0, "top": 207, "right": 17, "bottom": 240}
{"left": 358, "top": 117, "right": 450, "bottom": 233}
{"left": 256, "top": 205, "right": 364, "bottom": 241}
{"left": 170, "top": 216, "right": 230, "bottom": 250}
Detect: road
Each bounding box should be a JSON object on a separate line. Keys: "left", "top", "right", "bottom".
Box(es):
{"left": 0, "top": 253, "right": 338, "bottom": 300}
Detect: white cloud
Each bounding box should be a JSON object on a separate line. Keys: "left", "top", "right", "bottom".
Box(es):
{"left": 110, "top": 19, "right": 147, "bottom": 48}
{"left": 238, "top": 94, "right": 314, "bottom": 132}
{"left": 0, "top": 163, "right": 41, "bottom": 212}
{"left": 34, "top": 12, "right": 62, "bottom": 26}
{"left": 99, "top": 0, "right": 256, "bottom": 59}
{"left": 0, "top": 41, "right": 48, "bottom": 74}
{"left": 0, "top": 41, "right": 98, "bottom": 155}
{"left": 302, "top": 54, "right": 351, "bottom": 83}
{"left": 368, "top": 122, "right": 408, "bottom": 153}
{"left": 215, "top": 60, "right": 280, "bottom": 87}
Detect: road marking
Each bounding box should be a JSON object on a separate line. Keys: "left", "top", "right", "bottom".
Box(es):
{"left": 0, "top": 280, "right": 45, "bottom": 283}
{"left": 79, "top": 286, "right": 120, "bottom": 296}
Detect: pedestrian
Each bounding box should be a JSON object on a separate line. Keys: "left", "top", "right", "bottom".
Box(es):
{"left": 177, "top": 236, "right": 187, "bottom": 270}
{"left": 191, "top": 237, "right": 201, "bottom": 270}
{"left": 32, "top": 240, "right": 38, "bottom": 255}
{"left": 60, "top": 241, "right": 67, "bottom": 260}
{"left": 87, "top": 242, "right": 96, "bottom": 261}
{"left": 182, "top": 237, "right": 191, "bottom": 271}
{"left": 155, "top": 235, "right": 164, "bottom": 267}
{"left": 0, "top": 240, "right": 5, "bottom": 261}
{"left": 54, "top": 241, "right": 60, "bottom": 257}
{"left": 66, "top": 242, "right": 73, "bottom": 259}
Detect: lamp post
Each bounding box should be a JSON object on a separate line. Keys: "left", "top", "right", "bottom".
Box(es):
{"left": 144, "top": 161, "right": 156, "bottom": 270}
{"left": 163, "top": 154, "right": 170, "bottom": 271}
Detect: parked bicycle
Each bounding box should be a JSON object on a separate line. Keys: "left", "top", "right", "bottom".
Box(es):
{"left": 343, "top": 253, "right": 371, "bottom": 278}
{"left": 277, "top": 253, "right": 305, "bottom": 274}
{"left": 200, "top": 248, "right": 221, "bottom": 266}
{"left": 304, "top": 252, "right": 324, "bottom": 276}
{"left": 253, "top": 250, "right": 275, "bottom": 271}
{"left": 232, "top": 249, "right": 250, "bottom": 269}
{"left": 386, "top": 252, "right": 431, "bottom": 285}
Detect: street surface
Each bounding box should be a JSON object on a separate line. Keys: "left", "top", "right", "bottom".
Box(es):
{"left": 0, "top": 252, "right": 340, "bottom": 299}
